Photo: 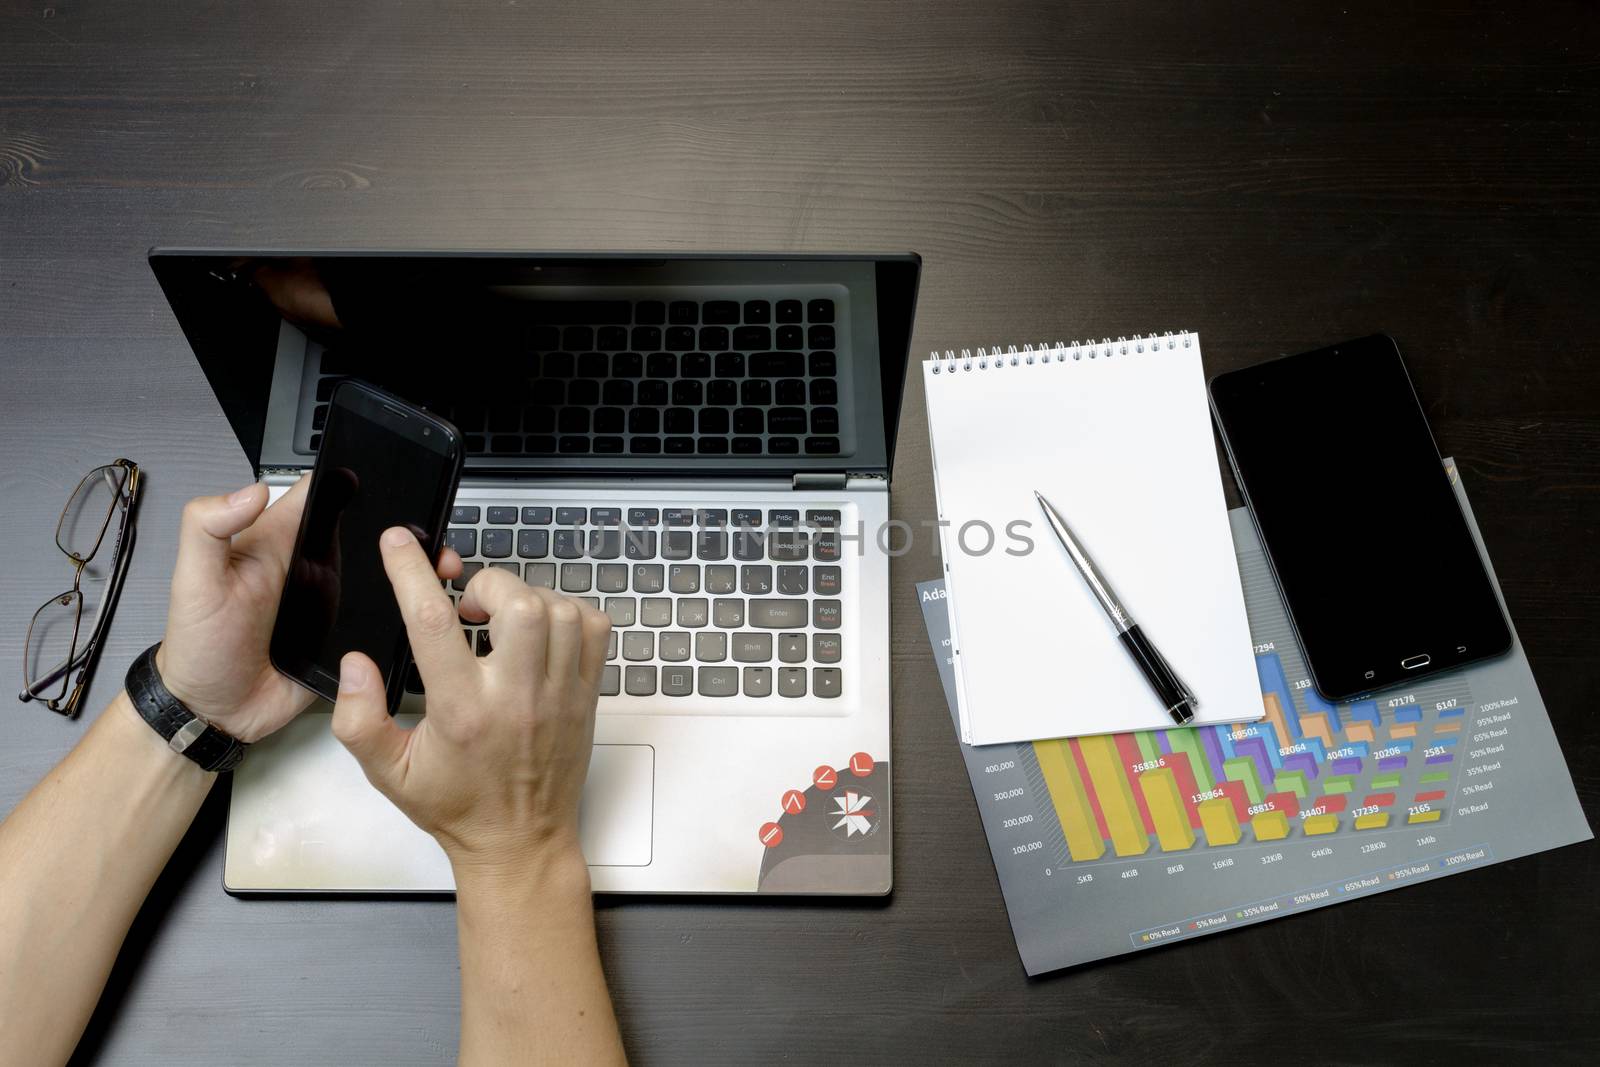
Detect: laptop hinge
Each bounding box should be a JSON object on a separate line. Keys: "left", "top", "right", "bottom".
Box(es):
{"left": 258, "top": 466, "right": 306, "bottom": 487}
{"left": 792, "top": 472, "right": 849, "bottom": 491}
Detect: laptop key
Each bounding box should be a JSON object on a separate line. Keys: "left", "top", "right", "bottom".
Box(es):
{"left": 481, "top": 529, "right": 513, "bottom": 559}
{"left": 696, "top": 632, "right": 727, "bottom": 662}
{"left": 751, "top": 599, "right": 807, "bottom": 628}
{"left": 591, "top": 508, "right": 621, "bottom": 526}
{"left": 730, "top": 508, "right": 762, "bottom": 527}
{"left": 633, "top": 564, "right": 665, "bottom": 594}
{"left": 733, "top": 633, "right": 772, "bottom": 662}
{"left": 741, "top": 564, "right": 773, "bottom": 595}
{"left": 627, "top": 507, "right": 659, "bottom": 527}
{"left": 476, "top": 630, "right": 493, "bottom": 657}
{"left": 813, "top": 599, "right": 842, "bottom": 629}
{"left": 775, "top": 325, "right": 804, "bottom": 350}
{"left": 663, "top": 530, "right": 693, "bottom": 560}
{"left": 697, "top": 530, "right": 728, "bottom": 560}
{"left": 775, "top": 299, "right": 802, "bottom": 323}
{"left": 669, "top": 564, "right": 700, "bottom": 594}
{"left": 808, "top": 325, "right": 835, "bottom": 349}
{"left": 641, "top": 598, "right": 672, "bottom": 626}
{"left": 813, "top": 532, "right": 840, "bottom": 561}
{"left": 733, "top": 325, "right": 770, "bottom": 350}
{"left": 446, "top": 528, "right": 477, "bottom": 558}
{"left": 624, "top": 665, "right": 657, "bottom": 696}
{"left": 555, "top": 507, "right": 586, "bottom": 526}
{"left": 658, "top": 632, "right": 691, "bottom": 662}
{"left": 768, "top": 531, "right": 808, "bottom": 561}
{"left": 635, "top": 300, "right": 665, "bottom": 325}
{"left": 604, "top": 597, "right": 636, "bottom": 627}
{"left": 669, "top": 300, "right": 698, "bottom": 325}
{"left": 553, "top": 530, "right": 583, "bottom": 559}
{"left": 698, "top": 666, "right": 738, "bottom": 697}
{"left": 705, "top": 564, "right": 737, "bottom": 595}
{"left": 524, "top": 562, "right": 556, "bottom": 588}
{"left": 777, "top": 667, "right": 807, "bottom": 698}
{"left": 713, "top": 598, "right": 745, "bottom": 628}
{"left": 806, "top": 509, "right": 842, "bottom": 528}
{"left": 607, "top": 632, "right": 618, "bottom": 661}
{"left": 768, "top": 509, "right": 799, "bottom": 527}
{"left": 743, "top": 299, "right": 770, "bottom": 324}
{"left": 597, "top": 564, "right": 629, "bottom": 594}
{"left": 488, "top": 562, "right": 520, "bottom": 576}
{"left": 517, "top": 529, "right": 549, "bottom": 558}
{"left": 809, "top": 351, "right": 837, "bottom": 376}
{"left": 750, "top": 352, "right": 803, "bottom": 378}
{"left": 814, "top": 633, "right": 843, "bottom": 663}
{"left": 777, "top": 566, "right": 808, "bottom": 595}
{"left": 663, "top": 507, "right": 695, "bottom": 526}
{"left": 560, "top": 563, "right": 593, "bottom": 593}
{"left": 715, "top": 352, "right": 744, "bottom": 377}
{"left": 813, "top": 668, "right": 842, "bottom": 698}
{"left": 778, "top": 633, "right": 806, "bottom": 663}
{"left": 451, "top": 506, "right": 481, "bottom": 524}
{"left": 661, "top": 667, "right": 693, "bottom": 697}
{"left": 676, "top": 598, "right": 709, "bottom": 628}
{"left": 743, "top": 666, "right": 773, "bottom": 696}
{"left": 623, "top": 632, "right": 654, "bottom": 661}
{"left": 807, "top": 298, "right": 835, "bottom": 323}
{"left": 588, "top": 529, "right": 622, "bottom": 559}
{"left": 600, "top": 665, "right": 621, "bottom": 696}
{"left": 704, "top": 300, "right": 739, "bottom": 325}
{"left": 814, "top": 565, "right": 842, "bottom": 595}
{"left": 452, "top": 561, "right": 483, "bottom": 592}
{"left": 625, "top": 529, "right": 657, "bottom": 560}
{"left": 486, "top": 506, "right": 517, "bottom": 525}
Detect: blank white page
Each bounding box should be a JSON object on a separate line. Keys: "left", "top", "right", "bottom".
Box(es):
{"left": 924, "top": 333, "right": 1263, "bottom": 744}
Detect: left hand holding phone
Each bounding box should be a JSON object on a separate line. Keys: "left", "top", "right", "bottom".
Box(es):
{"left": 155, "top": 476, "right": 462, "bottom": 745}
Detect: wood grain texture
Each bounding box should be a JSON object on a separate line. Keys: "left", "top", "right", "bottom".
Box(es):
{"left": 2, "top": 1, "right": 1597, "bottom": 1063}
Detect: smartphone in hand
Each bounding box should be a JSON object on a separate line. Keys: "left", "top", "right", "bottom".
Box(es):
{"left": 271, "top": 380, "right": 463, "bottom": 710}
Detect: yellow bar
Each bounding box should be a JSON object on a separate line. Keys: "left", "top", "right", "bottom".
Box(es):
{"left": 1347, "top": 722, "right": 1376, "bottom": 744}
{"left": 1390, "top": 723, "right": 1418, "bottom": 738}
{"left": 1407, "top": 809, "right": 1443, "bottom": 824}
{"left": 1303, "top": 814, "right": 1340, "bottom": 835}
{"left": 1251, "top": 809, "right": 1290, "bottom": 841}
{"left": 1198, "top": 797, "right": 1242, "bottom": 846}
{"left": 1262, "top": 692, "right": 1295, "bottom": 753}
{"left": 1077, "top": 735, "right": 1150, "bottom": 857}
{"left": 1136, "top": 767, "right": 1196, "bottom": 852}
{"left": 1032, "top": 740, "right": 1106, "bottom": 861}
{"left": 1354, "top": 812, "right": 1391, "bottom": 830}
{"left": 1434, "top": 720, "right": 1462, "bottom": 734}
{"left": 1300, "top": 712, "right": 1334, "bottom": 749}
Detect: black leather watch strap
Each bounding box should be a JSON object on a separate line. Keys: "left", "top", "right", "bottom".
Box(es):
{"left": 124, "top": 643, "right": 248, "bottom": 772}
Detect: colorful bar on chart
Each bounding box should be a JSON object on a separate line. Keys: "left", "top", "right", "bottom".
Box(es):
{"left": 1262, "top": 692, "right": 1296, "bottom": 754}
{"left": 1160, "top": 750, "right": 1204, "bottom": 830}
{"left": 1135, "top": 731, "right": 1162, "bottom": 765}
{"left": 1299, "top": 712, "right": 1335, "bottom": 750}
{"left": 1303, "top": 814, "right": 1340, "bottom": 835}
{"left": 1332, "top": 757, "right": 1363, "bottom": 777}
{"left": 1256, "top": 654, "right": 1301, "bottom": 740}
{"left": 1113, "top": 734, "right": 1159, "bottom": 835}
{"left": 1315, "top": 794, "right": 1347, "bottom": 813}
{"left": 1434, "top": 719, "right": 1462, "bottom": 734}
{"left": 1266, "top": 791, "right": 1299, "bottom": 817}
{"left": 1197, "top": 797, "right": 1242, "bottom": 846}
{"left": 1164, "top": 728, "right": 1213, "bottom": 792}
{"left": 1414, "top": 790, "right": 1447, "bottom": 804}
{"left": 1347, "top": 722, "right": 1376, "bottom": 743}
{"left": 1200, "top": 727, "right": 1230, "bottom": 787}
{"left": 1420, "top": 770, "right": 1451, "bottom": 785}
{"left": 1274, "top": 770, "right": 1310, "bottom": 800}
{"left": 1217, "top": 778, "right": 1250, "bottom": 822}
{"left": 1438, "top": 706, "right": 1465, "bottom": 718}
{"left": 1252, "top": 810, "right": 1290, "bottom": 841}
{"left": 1394, "top": 704, "right": 1423, "bottom": 723}
{"left": 1364, "top": 792, "right": 1397, "bottom": 808}
{"left": 1354, "top": 812, "right": 1391, "bottom": 830}
{"left": 1390, "top": 724, "right": 1418, "bottom": 739}
{"left": 1233, "top": 734, "right": 1277, "bottom": 781}
{"left": 1136, "top": 767, "right": 1196, "bottom": 852}
{"left": 1425, "top": 753, "right": 1455, "bottom": 766}
{"left": 1224, "top": 756, "right": 1265, "bottom": 804}
{"left": 1078, "top": 735, "right": 1150, "bottom": 857}
{"left": 1408, "top": 809, "right": 1443, "bottom": 824}
{"left": 1377, "top": 756, "right": 1408, "bottom": 771}
{"left": 1302, "top": 685, "right": 1340, "bottom": 731}
{"left": 1323, "top": 775, "right": 1355, "bottom": 794}
{"left": 1032, "top": 740, "right": 1106, "bottom": 862}
{"left": 1371, "top": 772, "right": 1402, "bottom": 790}
{"left": 1068, "top": 739, "right": 1112, "bottom": 841}
{"left": 1281, "top": 751, "right": 1320, "bottom": 780}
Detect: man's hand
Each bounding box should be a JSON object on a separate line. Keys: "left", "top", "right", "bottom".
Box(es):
{"left": 331, "top": 526, "right": 612, "bottom": 871}
{"left": 156, "top": 478, "right": 461, "bottom": 744}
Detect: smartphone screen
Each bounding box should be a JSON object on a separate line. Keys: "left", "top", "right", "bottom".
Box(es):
{"left": 272, "top": 382, "right": 461, "bottom": 706}
{"left": 1209, "top": 335, "right": 1510, "bottom": 699}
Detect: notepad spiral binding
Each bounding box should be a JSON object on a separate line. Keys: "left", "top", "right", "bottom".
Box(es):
{"left": 928, "top": 331, "right": 1191, "bottom": 373}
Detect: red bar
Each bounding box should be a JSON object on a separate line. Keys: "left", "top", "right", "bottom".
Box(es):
{"left": 1314, "top": 794, "right": 1347, "bottom": 814}
{"left": 1266, "top": 790, "right": 1298, "bottom": 816}
{"left": 1218, "top": 778, "right": 1250, "bottom": 822}
{"left": 1114, "top": 733, "right": 1158, "bottom": 835}
{"left": 1414, "top": 789, "right": 1447, "bottom": 803}
{"left": 1363, "top": 792, "right": 1397, "bottom": 808}
{"left": 1068, "top": 738, "right": 1111, "bottom": 841}
{"left": 1162, "top": 750, "right": 1204, "bottom": 829}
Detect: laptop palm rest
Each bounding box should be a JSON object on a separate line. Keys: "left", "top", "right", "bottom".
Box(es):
{"left": 225, "top": 710, "right": 654, "bottom": 892}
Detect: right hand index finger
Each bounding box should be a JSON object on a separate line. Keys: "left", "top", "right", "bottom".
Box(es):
{"left": 379, "top": 526, "right": 472, "bottom": 693}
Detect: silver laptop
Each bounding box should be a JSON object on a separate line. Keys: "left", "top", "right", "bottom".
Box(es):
{"left": 151, "top": 251, "right": 920, "bottom": 895}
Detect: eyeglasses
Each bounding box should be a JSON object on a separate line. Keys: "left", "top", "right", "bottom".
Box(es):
{"left": 19, "top": 459, "right": 141, "bottom": 717}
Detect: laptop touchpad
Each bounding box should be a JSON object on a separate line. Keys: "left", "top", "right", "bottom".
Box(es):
{"left": 580, "top": 744, "right": 655, "bottom": 867}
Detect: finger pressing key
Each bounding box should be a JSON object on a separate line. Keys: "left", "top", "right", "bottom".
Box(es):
{"left": 379, "top": 526, "right": 474, "bottom": 694}
{"left": 459, "top": 566, "right": 549, "bottom": 680}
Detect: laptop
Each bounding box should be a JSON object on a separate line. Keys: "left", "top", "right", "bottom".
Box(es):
{"left": 150, "top": 251, "right": 920, "bottom": 895}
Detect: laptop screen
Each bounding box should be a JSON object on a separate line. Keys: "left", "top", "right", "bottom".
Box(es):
{"left": 151, "top": 252, "right": 919, "bottom": 478}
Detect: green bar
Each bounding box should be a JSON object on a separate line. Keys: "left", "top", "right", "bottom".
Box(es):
{"left": 1224, "top": 756, "right": 1264, "bottom": 804}
{"left": 1164, "top": 728, "right": 1213, "bottom": 792}
{"left": 1371, "top": 772, "right": 1402, "bottom": 790}
{"left": 1275, "top": 769, "right": 1309, "bottom": 800}
{"left": 1420, "top": 770, "right": 1450, "bottom": 784}
{"left": 1322, "top": 775, "right": 1355, "bottom": 794}
{"left": 1135, "top": 731, "right": 1162, "bottom": 765}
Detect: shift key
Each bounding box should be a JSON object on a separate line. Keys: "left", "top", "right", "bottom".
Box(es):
{"left": 749, "top": 599, "right": 809, "bottom": 628}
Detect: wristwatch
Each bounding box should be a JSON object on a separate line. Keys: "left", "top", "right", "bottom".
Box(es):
{"left": 124, "top": 643, "right": 249, "bottom": 772}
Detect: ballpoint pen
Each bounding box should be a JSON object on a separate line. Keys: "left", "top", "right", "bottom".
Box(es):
{"left": 1034, "top": 490, "right": 1198, "bottom": 726}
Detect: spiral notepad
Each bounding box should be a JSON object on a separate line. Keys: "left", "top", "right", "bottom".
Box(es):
{"left": 924, "top": 331, "right": 1264, "bottom": 744}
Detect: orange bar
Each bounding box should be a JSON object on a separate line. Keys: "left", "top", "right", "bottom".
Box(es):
{"left": 1434, "top": 720, "right": 1462, "bottom": 734}
{"left": 1261, "top": 692, "right": 1295, "bottom": 753}
{"left": 1390, "top": 723, "right": 1418, "bottom": 739}
{"left": 1347, "top": 722, "right": 1376, "bottom": 744}
{"left": 1300, "top": 711, "right": 1334, "bottom": 750}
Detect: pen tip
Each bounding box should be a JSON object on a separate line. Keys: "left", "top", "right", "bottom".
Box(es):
{"left": 1032, "top": 490, "right": 1044, "bottom": 502}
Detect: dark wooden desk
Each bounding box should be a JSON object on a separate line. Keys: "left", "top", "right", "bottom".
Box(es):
{"left": 4, "top": 2, "right": 1596, "bottom": 1062}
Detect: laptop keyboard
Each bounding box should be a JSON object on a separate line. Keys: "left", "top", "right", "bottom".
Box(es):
{"left": 411, "top": 503, "right": 846, "bottom": 702}
{"left": 307, "top": 295, "right": 843, "bottom": 459}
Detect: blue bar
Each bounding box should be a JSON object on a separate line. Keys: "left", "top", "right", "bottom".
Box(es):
{"left": 1394, "top": 704, "right": 1423, "bottom": 723}
{"left": 1256, "top": 653, "right": 1302, "bottom": 739}
{"left": 1430, "top": 736, "right": 1458, "bottom": 748}
{"left": 1438, "top": 706, "right": 1465, "bottom": 718}
{"left": 1349, "top": 700, "right": 1381, "bottom": 729}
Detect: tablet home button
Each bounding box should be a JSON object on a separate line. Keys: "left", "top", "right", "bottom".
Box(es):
{"left": 1401, "top": 653, "right": 1431, "bottom": 670}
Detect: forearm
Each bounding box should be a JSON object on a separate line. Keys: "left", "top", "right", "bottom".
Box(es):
{"left": 0, "top": 692, "right": 214, "bottom": 1066}
{"left": 453, "top": 847, "right": 626, "bottom": 1067}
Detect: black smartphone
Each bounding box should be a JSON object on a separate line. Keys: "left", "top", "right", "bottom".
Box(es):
{"left": 1209, "top": 334, "right": 1511, "bottom": 700}
{"left": 270, "top": 380, "right": 463, "bottom": 710}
